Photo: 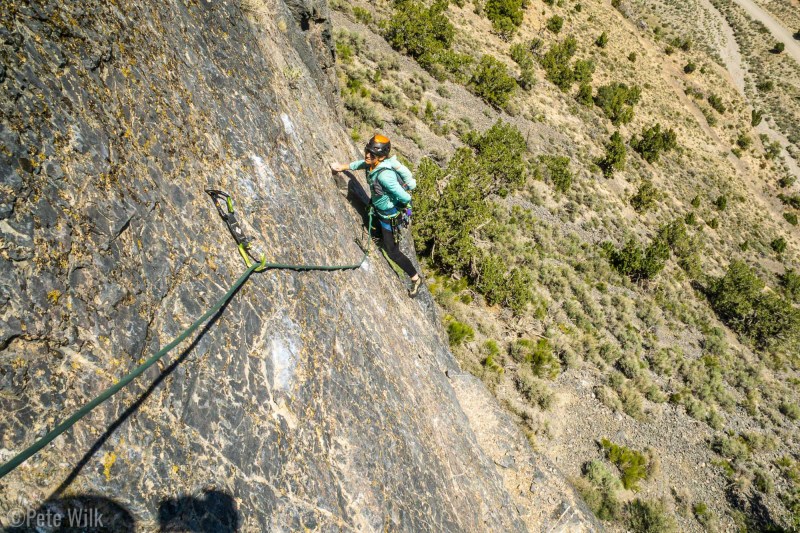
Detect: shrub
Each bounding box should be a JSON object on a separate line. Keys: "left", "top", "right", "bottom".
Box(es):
{"left": 757, "top": 79, "right": 774, "bottom": 92}
{"left": 468, "top": 55, "right": 517, "bottom": 108}
{"left": 412, "top": 153, "right": 489, "bottom": 273}
{"left": 706, "top": 260, "right": 800, "bottom": 351}
{"left": 773, "top": 42, "right": 786, "bottom": 53}
{"left": 715, "top": 195, "right": 728, "bottom": 211}
{"left": 576, "top": 460, "right": 623, "bottom": 520}
{"left": 463, "top": 119, "right": 528, "bottom": 194}
{"left": 657, "top": 219, "right": 693, "bottom": 258}
{"left": 511, "top": 338, "right": 560, "bottom": 379}
{"left": 594, "top": 83, "right": 641, "bottom": 125}
{"left": 546, "top": 15, "right": 564, "bottom": 34}
{"left": 736, "top": 133, "right": 752, "bottom": 150}
{"left": 539, "top": 36, "right": 579, "bottom": 91}
{"left": 485, "top": 0, "right": 524, "bottom": 38}
{"left": 601, "top": 439, "right": 651, "bottom": 491}
{"left": 625, "top": 499, "right": 677, "bottom": 533}
{"left": 576, "top": 82, "right": 593, "bottom": 106}
{"left": 353, "top": 6, "right": 372, "bottom": 24}
{"left": 707, "top": 93, "right": 726, "bottom": 114}
{"left": 779, "top": 193, "right": 800, "bottom": 209}
{"left": 475, "top": 254, "right": 534, "bottom": 312}
{"left": 751, "top": 109, "right": 764, "bottom": 126}
{"left": 515, "top": 368, "right": 554, "bottom": 409}
{"left": 384, "top": 0, "right": 472, "bottom": 79}
{"left": 447, "top": 320, "right": 474, "bottom": 346}
{"left": 780, "top": 402, "right": 800, "bottom": 421}
{"left": 540, "top": 155, "right": 573, "bottom": 192}
{"left": 631, "top": 123, "right": 678, "bottom": 163}
{"left": 572, "top": 59, "right": 595, "bottom": 84}
{"left": 509, "top": 43, "right": 536, "bottom": 90}
{"left": 597, "top": 131, "right": 626, "bottom": 177}
{"left": 603, "top": 237, "right": 670, "bottom": 281}
{"left": 771, "top": 237, "right": 787, "bottom": 254}
{"left": 595, "top": 31, "right": 608, "bottom": 47}
{"left": 628, "top": 51, "right": 637, "bottom": 62}
{"left": 684, "top": 62, "right": 696, "bottom": 74}
{"left": 780, "top": 269, "right": 800, "bottom": 300}
{"left": 630, "top": 181, "right": 660, "bottom": 213}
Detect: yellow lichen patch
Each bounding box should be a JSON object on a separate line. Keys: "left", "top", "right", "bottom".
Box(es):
{"left": 11, "top": 356, "right": 26, "bottom": 369}
{"left": 172, "top": 465, "right": 180, "bottom": 475}
{"left": 102, "top": 452, "right": 117, "bottom": 481}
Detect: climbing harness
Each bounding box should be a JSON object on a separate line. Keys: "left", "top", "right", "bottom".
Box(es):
{"left": 0, "top": 189, "right": 371, "bottom": 481}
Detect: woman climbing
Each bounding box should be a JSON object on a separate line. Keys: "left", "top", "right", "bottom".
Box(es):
{"left": 330, "top": 134, "right": 423, "bottom": 298}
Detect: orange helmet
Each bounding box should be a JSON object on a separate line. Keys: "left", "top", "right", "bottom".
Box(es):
{"left": 365, "top": 134, "right": 391, "bottom": 158}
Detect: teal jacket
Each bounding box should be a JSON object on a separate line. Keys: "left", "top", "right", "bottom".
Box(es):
{"left": 349, "top": 156, "right": 415, "bottom": 216}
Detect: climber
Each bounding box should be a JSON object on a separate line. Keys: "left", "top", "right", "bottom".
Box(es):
{"left": 330, "top": 134, "right": 423, "bottom": 298}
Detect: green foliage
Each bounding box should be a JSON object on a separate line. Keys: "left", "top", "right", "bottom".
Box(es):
{"left": 707, "top": 93, "right": 726, "bottom": 114}
{"left": 447, "top": 319, "right": 475, "bottom": 346}
{"left": 485, "top": 0, "right": 524, "bottom": 38}
{"left": 684, "top": 62, "right": 696, "bottom": 74}
{"left": 576, "top": 460, "right": 623, "bottom": 520}
{"left": 595, "top": 31, "right": 608, "bottom": 48}
{"left": 773, "top": 41, "right": 786, "bottom": 53}
{"left": 603, "top": 237, "right": 670, "bottom": 281}
{"left": 412, "top": 153, "right": 489, "bottom": 274}
{"left": 597, "top": 131, "right": 628, "bottom": 178}
{"left": 771, "top": 237, "right": 787, "bottom": 254}
{"left": 751, "top": 109, "right": 764, "bottom": 126}
{"left": 384, "top": 0, "right": 472, "bottom": 80}
{"left": 511, "top": 338, "right": 560, "bottom": 379}
{"left": 601, "top": 439, "right": 651, "bottom": 491}
{"left": 540, "top": 155, "right": 573, "bottom": 193}
{"left": 539, "top": 36, "right": 580, "bottom": 91}
{"left": 780, "top": 402, "right": 800, "bottom": 421}
{"left": 625, "top": 499, "right": 677, "bottom": 533}
{"left": 515, "top": 368, "right": 553, "bottom": 409}
{"left": 757, "top": 79, "right": 774, "bottom": 92}
{"left": 594, "top": 83, "right": 641, "bottom": 125}
{"left": 476, "top": 254, "right": 533, "bottom": 312}
{"left": 780, "top": 269, "right": 800, "bottom": 300}
{"left": 736, "top": 132, "right": 752, "bottom": 150}
{"left": 572, "top": 59, "right": 595, "bottom": 84}
{"left": 656, "top": 219, "right": 693, "bottom": 259}
{"left": 631, "top": 123, "right": 678, "bottom": 163}
{"left": 779, "top": 193, "right": 800, "bottom": 209}
{"left": 630, "top": 181, "right": 660, "bottom": 213}
{"left": 706, "top": 260, "right": 800, "bottom": 351}
{"left": 468, "top": 55, "right": 517, "bottom": 108}
{"left": 353, "top": 6, "right": 372, "bottom": 24}
{"left": 576, "top": 83, "right": 593, "bottom": 106}
{"left": 463, "top": 119, "right": 528, "bottom": 194}
{"left": 714, "top": 195, "right": 728, "bottom": 211}
{"left": 546, "top": 15, "right": 564, "bottom": 34}
{"left": 509, "top": 42, "right": 536, "bottom": 90}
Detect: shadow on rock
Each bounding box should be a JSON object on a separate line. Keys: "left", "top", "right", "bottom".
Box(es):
{"left": 6, "top": 495, "right": 135, "bottom": 532}
{"left": 158, "top": 489, "right": 239, "bottom": 532}
{"left": 49, "top": 292, "right": 242, "bottom": 498}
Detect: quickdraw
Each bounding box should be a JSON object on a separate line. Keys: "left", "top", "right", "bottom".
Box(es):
{"left": 205, "top": 189, "right": 267, "bottom": 271}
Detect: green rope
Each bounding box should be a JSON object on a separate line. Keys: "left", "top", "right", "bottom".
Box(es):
{"left": 0, "top": 211, "right": 373, "bottom": 480}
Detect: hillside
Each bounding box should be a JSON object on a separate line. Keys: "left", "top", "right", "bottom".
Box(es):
{"left": 0, "top": 0, "right": 600, "bottom": 531}
{"left": 330, "top": 0, "right": 800, "bottom": 531}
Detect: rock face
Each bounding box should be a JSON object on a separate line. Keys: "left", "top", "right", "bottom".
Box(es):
{"left": 0, "top": 0, "right": 599, "bottom": 531}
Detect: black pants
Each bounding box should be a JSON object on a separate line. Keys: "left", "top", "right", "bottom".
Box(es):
{"left": 379, "top": 221, "right": 417, "bottom": 278}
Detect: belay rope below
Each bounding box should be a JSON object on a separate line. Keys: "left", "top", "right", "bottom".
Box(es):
{"left": 0, "top": 190, "right": 371, "bottom": 480}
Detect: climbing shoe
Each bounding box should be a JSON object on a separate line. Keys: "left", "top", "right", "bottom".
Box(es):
{"left": 408, "top": 277, "right": 422, "bottom": 298}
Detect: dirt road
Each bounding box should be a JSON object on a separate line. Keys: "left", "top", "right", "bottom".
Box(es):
{"left": 730, "top": 0, "right": 800, "bottom": 64}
